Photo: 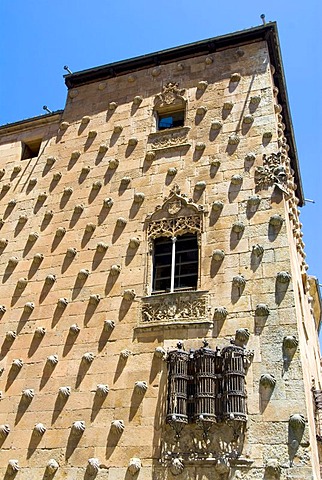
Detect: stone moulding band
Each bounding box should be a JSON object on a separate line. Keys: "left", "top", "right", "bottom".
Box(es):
{"left": 138, "top": 290, "right": 211, "bottom": 328}
{"left": 148, "top": 126, "right": 191, "bottom": 151}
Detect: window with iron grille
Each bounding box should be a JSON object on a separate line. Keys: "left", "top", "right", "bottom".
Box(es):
{"left": 166, "top": 342, "right": 247, "bottom": 427}
{"left": 152, "top": 233, "right": 198, "bottom": 294}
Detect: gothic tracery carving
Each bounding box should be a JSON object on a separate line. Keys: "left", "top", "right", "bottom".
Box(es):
{"left": 147, "top": 185, "right": 203, "bottom": 240}
{"left": 148, "top": 215, "right": 201, "bottom": 239}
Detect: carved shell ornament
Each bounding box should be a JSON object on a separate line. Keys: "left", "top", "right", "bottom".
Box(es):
{"left": 135, "top": 381, "right": 148, "bottom": 394}
{"left": 8, "top": 459, "right": 20, "bottom": 473}
{"left": 154, "top": 82, "right": 186, "bottom": 109}
{"left": 155, "top": 346, "right": 166, "bottom": 358}
{"left": 87, "top": 458, "right": 100, "bottom": 473}
{"left": 0, "top": 424, "right": 10, "bottom": 438}
{"left": 283, "top": 335, "right": 298, "bottom": 350}
{"left": 47, "top": 459, "right": 59, "bottom": 473}
{"left": 289, "top": 414, "right": 306, "bottom": 430}
{"left": 22, "top": 388, "right": 35, "bottom": 400}
{"left": 34, "top": 423, "right": 47, "bottom": 435}
{"left": 72, "top": 420, "right": 86, "bottom": 432}
{"left": 128, "top": 457, "right": 142, "bottom": 475}
{"left": 260, "top": 373, "right": 276, "bottom": 388}
{"left": 170, "top": 458, "right": 184, "bottom": 476}
{"left": 96, "top": 384, "right": 109, "bottom": 396}
{"left": 59, "top": 386, "right": 71, "bottom": 397}
{"left": 111, "top": 419, "right": 125, "bottom": 433}
{"left": 233, "top": 329, "right": 250, "bottom": 350}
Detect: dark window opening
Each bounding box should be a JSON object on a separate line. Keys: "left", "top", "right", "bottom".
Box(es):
{"left": 152, "top": 233, "right": 198, "bottom": 293}
{"left": 21, "top": 139, "right": 42, "bottom": 160}
{"left": 157, "top": 110, "right": 185, "bottom": 130}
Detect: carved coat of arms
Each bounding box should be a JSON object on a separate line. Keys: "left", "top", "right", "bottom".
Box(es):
{"left": 155, "top": 82, "right": 186, "bottom": 108}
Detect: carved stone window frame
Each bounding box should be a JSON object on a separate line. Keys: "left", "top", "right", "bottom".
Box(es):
{"left": 144, "top": 185, "right": 204, "bottom": 297}
{"left": 153, "top": 82, "right": 187, "bottom": 132}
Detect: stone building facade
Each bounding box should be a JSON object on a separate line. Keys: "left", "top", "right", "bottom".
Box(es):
{"left": 0, "top": 22, "right": 321, "bottom": 479}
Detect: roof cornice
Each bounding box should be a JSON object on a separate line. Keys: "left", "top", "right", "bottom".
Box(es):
{"left": 64, "top": 24, "right": 276, "bottom": 89}
{"left": 0, "top": 110, "right": 63, "bottom": 135}
{"left": 64, "top": 22, "right": 303, "bottom": 205}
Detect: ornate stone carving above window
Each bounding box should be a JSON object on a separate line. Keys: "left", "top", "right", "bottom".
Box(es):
{"left": 146, "top": 184, "right": 204, "bottom": 240}
{"left": 148, "top": 214, "right": 201, "bottom": 240}
{"left": 138, "top": 290, "right": 211, "bottom": 328}
{"left": 155, "top": 82, "right": 186, "bottom": 110}
{"left": 147, "top": 126, "right": 191, "bottom": 151}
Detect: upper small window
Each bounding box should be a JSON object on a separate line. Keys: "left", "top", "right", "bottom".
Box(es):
{"left": 154, "top": 82, "right": 186, "bottom": 132}
{"left": 157, "top": 110, "right": 185, "bottom": 130}
{"left": 21, "top": 139, "right": 42, "bottom": 160}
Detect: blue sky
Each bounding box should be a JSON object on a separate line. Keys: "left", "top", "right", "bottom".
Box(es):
{"left": 1, "top": 0, "right": 321, "bottom": 315}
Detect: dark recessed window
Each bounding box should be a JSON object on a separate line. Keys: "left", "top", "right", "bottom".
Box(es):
{"left": 152, "top": 233, "right": 198, "bottom": 293}
{"left": 21, "top": 139, "right": 42, "bottom": 160}
{"left": 157, "top": 110, "right": 185, "bottom": 130}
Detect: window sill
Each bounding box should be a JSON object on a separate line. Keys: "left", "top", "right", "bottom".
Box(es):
{"left": 147, "top": 126, "right": 191, "bottom": 151}
{"left": 137, "top": 290, "right": 211, "bottom": 329}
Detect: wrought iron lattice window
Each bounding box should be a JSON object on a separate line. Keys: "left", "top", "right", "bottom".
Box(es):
{"left": 313, "top": 389, "right": 322, "bottom": 441}
{"left": 152, "top": 233, "right": 198, "bottom": 293}
{"left": 166, "top": 342, "right": 247, "bottom": 430}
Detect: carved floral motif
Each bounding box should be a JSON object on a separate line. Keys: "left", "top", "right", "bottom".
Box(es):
{"left": 255, "top": 152, "right": 289, "bottom": 195}
{"left": 140, "top": 291, "right": 209, "bottom": 326}
{"left": 148, "top": 126, "right": 191, "bottom": 151}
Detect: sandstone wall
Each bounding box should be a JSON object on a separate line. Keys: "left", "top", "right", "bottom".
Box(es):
{"left": 0, "top": 38, "right": 320, "bottom": 479}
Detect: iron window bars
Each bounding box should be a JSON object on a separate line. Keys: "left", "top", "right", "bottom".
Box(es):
{"left": 166, "top": 341, "right": 247, "bottom": 432}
